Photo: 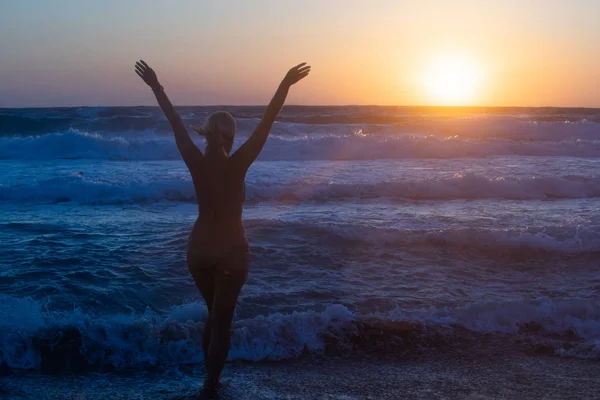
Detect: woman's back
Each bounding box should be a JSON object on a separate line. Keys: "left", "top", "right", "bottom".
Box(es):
{"left": 189, "top": 159, "right": 248, "bottom": 253}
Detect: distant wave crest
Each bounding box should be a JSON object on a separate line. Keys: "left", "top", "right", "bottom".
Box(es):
{"left": 2, "top": 171, "right": 600, "bottom": 204}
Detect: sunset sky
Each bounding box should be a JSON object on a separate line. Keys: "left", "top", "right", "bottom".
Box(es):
{"left": 1, "top": 0, "right": 599, "bottom": 107}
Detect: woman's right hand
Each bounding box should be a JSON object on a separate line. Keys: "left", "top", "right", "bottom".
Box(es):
{"left": 282, "top": 63, "right": 311, "bottom": 87}
{"left": 134, "top": 60, "right": 161, "bottom": 90}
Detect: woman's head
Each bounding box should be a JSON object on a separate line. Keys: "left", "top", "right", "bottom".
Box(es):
{"left": 196, "top": 111, "right": 236, "bottom": 154}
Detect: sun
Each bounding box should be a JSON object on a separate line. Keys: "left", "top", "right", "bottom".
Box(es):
{"left": 422, "top": 54, "right": 482, "bottom": 105}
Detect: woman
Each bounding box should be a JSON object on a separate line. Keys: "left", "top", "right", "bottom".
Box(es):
{"left": 134, "top": 60, "right": 310, "bottom": 389}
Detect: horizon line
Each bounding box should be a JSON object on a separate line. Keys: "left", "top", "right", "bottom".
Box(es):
{"left": 2, "top": 104, "right": 600, "bottom": 110}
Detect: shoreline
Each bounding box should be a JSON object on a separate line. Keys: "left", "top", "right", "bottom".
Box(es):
{"left": 2, "top": 353, "right": 598, "bottom": 400}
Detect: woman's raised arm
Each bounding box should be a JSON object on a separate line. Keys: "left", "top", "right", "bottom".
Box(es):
{"left": 135, "top": 60, "right": 203, "bottom": 170}
{"left": 231, "top": 63, "right": 311, "bottom": 171}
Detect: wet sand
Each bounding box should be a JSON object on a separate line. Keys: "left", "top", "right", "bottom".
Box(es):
{"left": 2, "top": 353, "right": 599, "bottom": 400}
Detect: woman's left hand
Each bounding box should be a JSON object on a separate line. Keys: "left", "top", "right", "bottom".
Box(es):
{"left": 134, "top": 60, "right": 161, "bottom": 90}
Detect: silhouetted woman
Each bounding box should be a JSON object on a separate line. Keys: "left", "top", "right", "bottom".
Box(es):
{"left": 134, "top": 60, "right": 310, "bottom": 390}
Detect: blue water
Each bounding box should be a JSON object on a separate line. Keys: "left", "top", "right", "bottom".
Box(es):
{"left": 1, "top": 106, "right": 599, "bottom": 373}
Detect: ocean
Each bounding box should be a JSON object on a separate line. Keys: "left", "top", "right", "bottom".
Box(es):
{"left": 0, "top": 106, "right": 599, "bottom": 399}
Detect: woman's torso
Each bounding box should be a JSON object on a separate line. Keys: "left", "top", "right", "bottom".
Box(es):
{"left": 188, "top": 160, "right": 248, "bottom": 255}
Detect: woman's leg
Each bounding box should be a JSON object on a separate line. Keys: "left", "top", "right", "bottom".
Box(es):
{"left": 205, "top": 250, "right": 249, "bottom": 384}
{"left": 187, "top": 261, "right": 217, "bottom": 364}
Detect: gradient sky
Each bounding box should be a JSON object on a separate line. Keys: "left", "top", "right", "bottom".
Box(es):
{"left": 1, "top": 0, "right": 599, "bottom": 107}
